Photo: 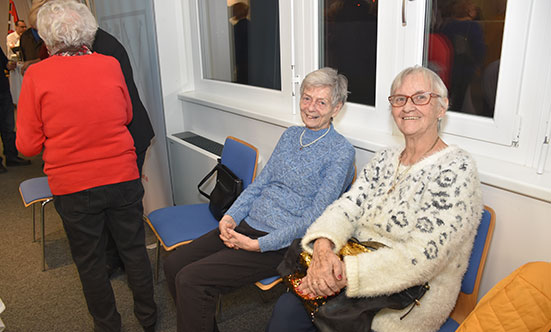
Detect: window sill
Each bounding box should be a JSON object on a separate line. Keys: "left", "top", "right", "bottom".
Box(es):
{"left": 178, "top": 91, "right": 551, "bottom": 203}
{"left": 179, "top": 90, "right": 300, "bottom": 129}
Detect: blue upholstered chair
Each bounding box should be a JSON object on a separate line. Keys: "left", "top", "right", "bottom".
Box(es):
{"left": 145, "top": 136, "right": 259, "bottom": 281}
{"left": 438, "top": 205, "right": 496, "bottom": 331}
{"left": 19, "top": 176, "right": 54, "bottom": 271}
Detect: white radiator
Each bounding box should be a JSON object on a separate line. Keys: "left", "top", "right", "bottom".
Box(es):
{"left": 167, "top": 132, "right": 223, "bottom": 205}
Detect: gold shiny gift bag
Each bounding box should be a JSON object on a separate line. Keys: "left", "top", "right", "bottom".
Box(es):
{"left": 280, "top": 238, "right": 385, "bottom": 316}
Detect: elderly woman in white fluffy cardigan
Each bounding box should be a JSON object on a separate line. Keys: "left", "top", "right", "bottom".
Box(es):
{"left": 267, "top": 66, "right": 483, "bottom": 332}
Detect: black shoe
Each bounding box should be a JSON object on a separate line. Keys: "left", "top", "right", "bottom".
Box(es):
{"left": 0, "top": 163, "right": 7, "bottom": 173}
{"left": 6, "top": 157, "right": 31, "bottom": 166}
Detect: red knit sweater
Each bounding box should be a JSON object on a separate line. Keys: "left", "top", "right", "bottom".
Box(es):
{"left": 16, "top": 53, "right": 138, "bottom": 195}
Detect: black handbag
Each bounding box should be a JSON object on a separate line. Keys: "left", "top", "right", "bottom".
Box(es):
{"left": 198, "top": 159, "right": 243, "bottom": 220}
{"left": 278, "top": 239, "right": 430, "bottom": 332}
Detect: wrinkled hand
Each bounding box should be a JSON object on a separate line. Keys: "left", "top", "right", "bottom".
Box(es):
{"left": 218, "top": 215, "right": 260, "bottom": 251}
{"left": 297, "top": 238, "right": 347, "bottom": 298}
{"left": 225, "top": 229, "right": 260, "bottom": 252}
{"left": 219, "top": 215, "right": 237, "bottom": 243}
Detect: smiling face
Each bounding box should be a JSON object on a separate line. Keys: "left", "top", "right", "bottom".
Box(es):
{"left": 300, "top": 86, "right": 342, "bottom": 131}
{"left": 391, "top": 73, "right": 448, "bottom": 139}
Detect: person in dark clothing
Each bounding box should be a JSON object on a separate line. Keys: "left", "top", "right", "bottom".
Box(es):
{"left": 0, "top": 48, "right": 31, "bottom": 173}
{"left": 441, "top": 0, "right": 485, "bottom": 111}
{"left": 20, "top": 0, "right": 48, "bottom": 75}
{"left": 92, "top": 28, "right": 155, "bottom": 276}
{"left": 92, "top": 28, "right": 155, "bottom": 173}
{"left": 19, "top": 28, "right": 44, "bottom": 63}
{"left": 231, "top": 2, "right": 249, "bottom": 84}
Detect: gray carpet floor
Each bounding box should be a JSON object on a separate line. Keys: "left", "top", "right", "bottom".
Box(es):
{"left": 0, "top": 152, "right": 285, "bottom": 331}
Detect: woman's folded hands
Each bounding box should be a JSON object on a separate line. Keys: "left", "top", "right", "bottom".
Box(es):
{"left": 219, "top": 215, "right": 260, "bottom": 252}
{"left": 298, "top": 238, "right": 347, "bottom": 298}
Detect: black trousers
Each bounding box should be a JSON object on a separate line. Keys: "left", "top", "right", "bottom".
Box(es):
{"left": 104, "top": 149, "right": 147, "bottom": 269}
{"left": 163, "top": 221, "right": 286, "bottom": 332}
{"left": 54, "top": 179, "right": 156, "bottom": 332}
{"left": 0, "top": 91, "right": 18, "bottom": 162}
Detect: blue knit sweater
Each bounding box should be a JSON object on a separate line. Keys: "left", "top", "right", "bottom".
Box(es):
{"left": 226, "top": 124, "right": 355, "bottom": 252}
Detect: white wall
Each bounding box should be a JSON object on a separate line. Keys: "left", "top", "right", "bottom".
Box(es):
{"left": 479, "top": 185, "right": 551, "bottom": 295}
{"left": 152, "top": 0, "right": 551, "bottom": 300}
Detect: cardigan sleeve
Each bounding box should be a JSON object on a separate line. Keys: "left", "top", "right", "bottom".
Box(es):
{"left": 16, "top": 73, "right": 46, "bottom": 157}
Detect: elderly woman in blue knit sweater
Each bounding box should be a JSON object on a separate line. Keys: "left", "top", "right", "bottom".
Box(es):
{"left": 163, "top": 67, "right": 356, "bottom": 332}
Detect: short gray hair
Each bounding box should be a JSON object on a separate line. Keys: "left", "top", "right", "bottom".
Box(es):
{"left": 300, "top": 67, "right": 349, "bottom": 107}
{"left": 37, "top": 0, "right": 98, "bottom": 55}
{"left": 390, "top": 65, "right": 448, "bottom": 109}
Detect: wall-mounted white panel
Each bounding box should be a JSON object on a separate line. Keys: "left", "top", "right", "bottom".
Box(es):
{"left": 167, "top": 137, "right": 218, "bottom": 205}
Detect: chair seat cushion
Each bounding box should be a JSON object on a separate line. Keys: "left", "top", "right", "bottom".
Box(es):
{"left": 19, "top": 177, "right": 53, "bottom": 206}
{"left": 258, "top": 276, "right": 280, "bottom": 286}
{"left": 147, "top": 203, "right": 219, "bottom": 250}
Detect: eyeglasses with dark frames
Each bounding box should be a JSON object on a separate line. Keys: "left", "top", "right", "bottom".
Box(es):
{"left": 388, "top": 92, "right": 441, "bottom": 107}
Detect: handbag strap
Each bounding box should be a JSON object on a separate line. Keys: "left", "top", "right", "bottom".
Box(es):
{"left": 197, "top": 159, "right": 221, "bottom": 199}
{"left": 399, "top": 283, "right": 430, "bottom": 320}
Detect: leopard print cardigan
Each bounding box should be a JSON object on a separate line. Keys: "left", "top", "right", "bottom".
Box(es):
{"left": 302, "top": 145, "right": 483, "bottom": 332}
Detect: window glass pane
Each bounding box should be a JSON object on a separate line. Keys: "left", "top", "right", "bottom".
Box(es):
{"left": 424, "top": 0, "right": 507, "bottom": 118}
{"left": 321, "top": 0, "right": 378, "bottom": 106}
{"left": 198, "top": 0, "right": 281, "bottom": 90}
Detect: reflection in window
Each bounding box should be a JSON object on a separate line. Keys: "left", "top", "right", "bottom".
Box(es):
{"left": 198, "top": 0, "right": 281, "bottom": 90}
{"left": 321, "top": 0, "right": 378, "bottom": 106}
{"left": 424, "top": 0, "right": 507, "bottom": 118}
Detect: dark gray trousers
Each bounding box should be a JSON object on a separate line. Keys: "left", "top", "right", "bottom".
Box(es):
{"left": 54, "top": 179, "right": 156, "bottom": 332}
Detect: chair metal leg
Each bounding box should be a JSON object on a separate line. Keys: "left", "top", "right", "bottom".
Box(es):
{"left": 155, "top": 239, "right": 160, "bottom": 283}
{"left": 41, "top": 198, "right": 53, "bottom": 272}
{"left": 32, "top": 204, "right": 37, "bottom": 242}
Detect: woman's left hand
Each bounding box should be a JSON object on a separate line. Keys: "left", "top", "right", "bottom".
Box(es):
{"left": 225, "top": 229, "right": 260, "bottom": 252}
{"left": 297, "top": 238, "right": 347, "bottom": 298}
{"left": 299, "top": 260, "right": 347, "bottom": 299}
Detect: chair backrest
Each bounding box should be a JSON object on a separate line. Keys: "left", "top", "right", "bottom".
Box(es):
{"left": 220, "top": 136, "right": 259, "bottom": 189}
{"left": 449, "top": 205, "right": 496, "bottom": 324}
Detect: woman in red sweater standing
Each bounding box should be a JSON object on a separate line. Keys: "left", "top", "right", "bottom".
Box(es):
{"left": 15, "top": 1, "right": 156, "bottom": 331}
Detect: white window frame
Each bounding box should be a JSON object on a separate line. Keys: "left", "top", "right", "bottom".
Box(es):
{"left": 187, "top": 0, "right": 295, "bottom": 117}
{"left": 179, "top": 0, "right": 550, "bottom": 200}
{"left": 388, "top": 0, "right": 530, "bottom": 147}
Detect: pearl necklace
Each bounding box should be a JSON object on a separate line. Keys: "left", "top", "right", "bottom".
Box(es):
{"left": 387, "top": 136, "right": 440, "bottom": 194}
{"left": 299, "top": 126, "right": 331, "bottom": 150}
